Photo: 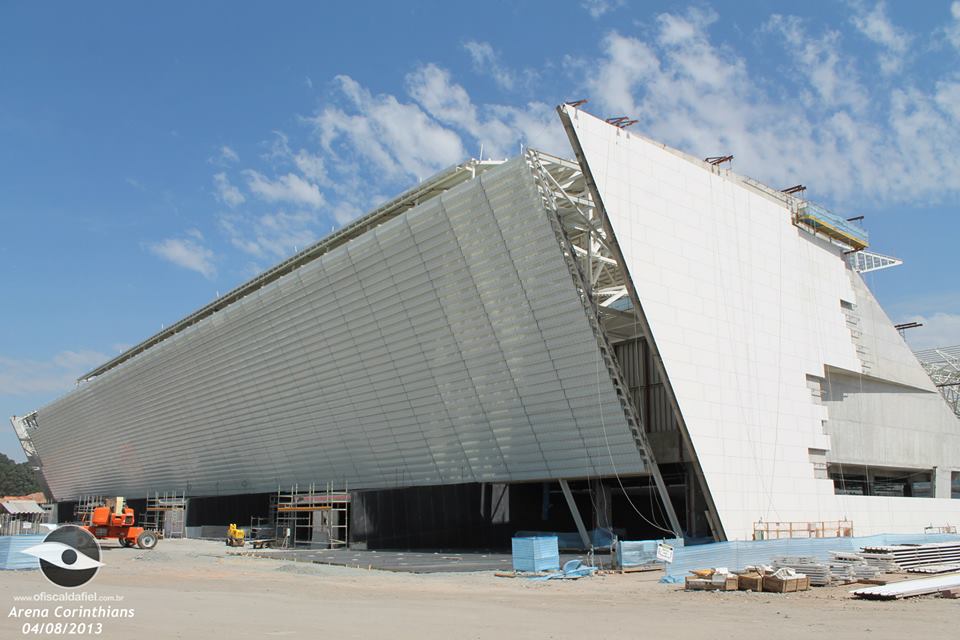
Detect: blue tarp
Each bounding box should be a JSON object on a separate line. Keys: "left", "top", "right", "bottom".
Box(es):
{"left": 512, "top": 536, "right": 560, "bottom": 572}
{"left": 514, "top": 528, "right": 616, "bottom": 550}
{"left": 529, "top": 559, "right": 597, "bottom": 580}
{"left": 661, "top": 533, "right": 960, "bottom": 583}
{"left": 618, "top": 538, "right": 685, "bottom": 567}
{"left": 0, "top": 535, "right": 44, "bottom": 570}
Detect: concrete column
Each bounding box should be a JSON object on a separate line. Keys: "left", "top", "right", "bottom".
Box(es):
{"left": 935, "top": 467, "right": 953, "bottom": 499}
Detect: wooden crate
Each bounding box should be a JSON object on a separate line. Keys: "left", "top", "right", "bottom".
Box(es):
{"left": 762, "top": 575, "right": 811, "bottom": 593}
{"left": 686, "top": 575, "right": 739, "bottom": 591}
{"left": 737, "top": 573, "right": 764, "bottom": 591}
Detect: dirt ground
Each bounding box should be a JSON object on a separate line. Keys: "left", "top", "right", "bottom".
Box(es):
{"left": 0, "top": 539, "right": 955, "bottom": 639}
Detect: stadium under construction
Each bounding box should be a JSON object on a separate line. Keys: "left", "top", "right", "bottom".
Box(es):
{"left": 11, "top": 104, "right": 960, "bottom": 548}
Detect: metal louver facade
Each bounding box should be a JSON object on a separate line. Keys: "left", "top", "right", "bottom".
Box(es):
{"left": 25, "top": 158, "right": 647, "bottom": 500}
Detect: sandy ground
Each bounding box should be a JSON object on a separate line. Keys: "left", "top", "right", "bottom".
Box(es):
{"left": 0, "top": 539, "right": 955, "bottom": 639}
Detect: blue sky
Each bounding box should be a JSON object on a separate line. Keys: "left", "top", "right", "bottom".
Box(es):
{"left": 2, "top": 1, "right": 959, "bottom": 461}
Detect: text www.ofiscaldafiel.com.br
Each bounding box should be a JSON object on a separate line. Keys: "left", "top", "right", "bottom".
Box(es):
{"left": 9, "top": 592, "right": 133, "bottom": 636}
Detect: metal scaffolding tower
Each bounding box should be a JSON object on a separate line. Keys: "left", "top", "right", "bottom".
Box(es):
{"left": 141, "top": 491, "right": 187, "bottom": 538}
{"left": 274, "top": 483, "right": 349, "bottom": 549}
{"left": 75, "top": 495, "right": 106, "bottom": 524}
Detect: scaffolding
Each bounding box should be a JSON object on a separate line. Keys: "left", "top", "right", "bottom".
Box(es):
{"left": 75, "top": 495, "right": 106, "bottom": 524}
{"left": 250, "top": 515, "right": 275, "bottom": 542}
{"left": 795, "top": 201, "right": 869, "bottom": 251}
{"left": 141, "top": 491, "right": 187, "bottom": 538}
{"left": 274, "top": 483, "right": 349, "bottom": 549}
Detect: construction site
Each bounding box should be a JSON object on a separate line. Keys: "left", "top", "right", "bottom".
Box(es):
{"left": 4, "top": 103, "right": 960, "bottom": 636}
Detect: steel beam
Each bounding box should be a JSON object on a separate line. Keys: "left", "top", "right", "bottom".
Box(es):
{"left": 559, "top": 479, "right": 591, "bottom": 550}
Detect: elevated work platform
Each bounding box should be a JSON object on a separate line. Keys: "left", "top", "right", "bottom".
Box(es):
{"left": 796, "top": 201, "right": 869, "bottom": 250}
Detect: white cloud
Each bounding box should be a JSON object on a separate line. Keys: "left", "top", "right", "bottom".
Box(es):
{"left": 0, "top": 350, "right": 110, "bottom": 396}
{"left": 263, "top": 130, "right": 293, "bottom": 163}
{"left": 945, "top": 1, "right": 960, "bottom": 50}
{"left": 581, "top": 0, "right": 624, "bottom": 19}
{"left": 292, "top": 150, "right": 329, "bottom": 185}
{"left": 406, "top": 64, "right": 567, "bottom": 159}
{"left": 148, "top": 234, "right": 217, "bottom": 279}
{"left": 905, "top": 312, "right": 960, "bottom": 350}
{"left": 583, "top": 7, "right": 960, "bottom": 205}
{"left": 220, "top": 145, "right": 239, "bottom": 163}
{"left": 309, "top": 75, "right": 466, "bottom": 181}
{"left": 765, "top": 15, "right": 868, "bottom": 111}
{"left": 213, "top": 172, "right": 245, "bottom": 207}
{"left": 849, "top": 1, "right": 912, "bottom": 74}
{"left": 463, "top": 41, "right": 535, "bottom": 92}
{"left": 244, "top": 170, "right": 324, "bottom": 208}
{"left": 209, "top": 145, "right": 240, "bottom": 166}
{"left": 219, "top": 211, "right": 318, "bottom": 259}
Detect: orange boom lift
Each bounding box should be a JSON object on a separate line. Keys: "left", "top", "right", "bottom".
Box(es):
{"left": 84, "top": 497, "right": 158, "bottom": 549}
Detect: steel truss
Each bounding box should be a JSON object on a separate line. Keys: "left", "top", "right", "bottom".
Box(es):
{"left": 526, "top": 149, "right": 683, "bottom": 537}
{"left": 523, "top": 152, "right": 640, "bottom": 342}
{"left": 914, "top": 346, "right": 960, "bottom": 419}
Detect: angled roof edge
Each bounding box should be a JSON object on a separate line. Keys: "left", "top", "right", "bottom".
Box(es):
{"left": 555, "top": 103, "right": 726, "bottom": 541}
{"left": 78, "top": 159, "right": 504, "bottom": 382}
{"left": 556, "top": 105, "right": 868, "bottom": 250}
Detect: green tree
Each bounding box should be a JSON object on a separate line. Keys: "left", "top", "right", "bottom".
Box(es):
{"left": 0, "top": 453, "right": 41, "bottom": 496}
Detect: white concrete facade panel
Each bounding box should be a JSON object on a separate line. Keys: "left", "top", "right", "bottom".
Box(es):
{"left": 563, "top": 106, "right": 960, "bottom": 539}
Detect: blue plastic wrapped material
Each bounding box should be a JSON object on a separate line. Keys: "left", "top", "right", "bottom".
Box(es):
{"left": 660, "top": 533, "right": 960, "bottom": 583}
{"left": 514, "top": 528, "right": 615, "bottom": 550}
{"left": 0, "top": 535, "right": 44, "bottom": 570}
{"left": 529, "top": 559, "right": 597, "bottom": 580}
{"left": 512, "top": 535, "right": 560, "bottom": 572}
{"left": 617, "top": 538, "right": 685, "bottom": 568}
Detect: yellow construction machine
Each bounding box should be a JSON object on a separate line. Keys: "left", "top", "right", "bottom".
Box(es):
{"left": 225, "top": 523, "right": 245, "bottom": 547}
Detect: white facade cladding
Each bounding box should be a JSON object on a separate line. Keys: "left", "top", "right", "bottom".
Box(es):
{"left": 14, "top": 104, "right": 960, "bottom": 541}
{"left": 560, "top": 105, "right": 960, "bottom": 539}
{"left": 20, "top": 158, "right": 649, "bottom": 500}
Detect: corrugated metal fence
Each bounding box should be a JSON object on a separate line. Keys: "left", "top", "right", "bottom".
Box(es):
{"left": 662, "top": 533, "right": 960, "bottom": 582}
{"left": 0, "top": 535, "right": 44, "bottom": 570}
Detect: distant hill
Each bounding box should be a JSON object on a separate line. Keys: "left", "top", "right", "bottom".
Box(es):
{"left": 0, "top": 453, "right": 41, "bottom": 497}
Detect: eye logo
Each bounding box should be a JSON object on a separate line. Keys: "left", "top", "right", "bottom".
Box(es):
{"left": 21, "top": 524, "right": 103, "bottom": 588}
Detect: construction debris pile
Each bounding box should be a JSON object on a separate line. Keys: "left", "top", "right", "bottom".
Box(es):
{"left": 684, "top": 566, "right": 810, "bottom": 593}
{"left": 681, "top": 540, "right": 960, "bottom": 597}
{"left": 770, "top": 553, "right": 880, "bottom": 586}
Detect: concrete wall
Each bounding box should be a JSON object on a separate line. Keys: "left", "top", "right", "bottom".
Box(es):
{"left": 823, "top": 271, "right": 960, "bottom": 499}
{"left": 823, "top": 370, "right": 960, "bottom": 476}
{"left": 563, "top": 105, "right": 960, "bottom": 538}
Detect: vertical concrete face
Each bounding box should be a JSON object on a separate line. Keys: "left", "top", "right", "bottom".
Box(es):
{"left": 562, "top": 105, "right": 960, "bottom": 538}
{"left": 24, "top": 158, "right": 650, "bottom": 501}
{"left": 822, "top": 271, "right": 960, "bottom": 493}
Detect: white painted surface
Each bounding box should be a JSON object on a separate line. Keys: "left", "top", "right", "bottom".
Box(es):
{"left": 564, "top": 106, "right": 960, "bottom": 539}
{"left": 29, "top": 159, "right": 644, "bottom": 499}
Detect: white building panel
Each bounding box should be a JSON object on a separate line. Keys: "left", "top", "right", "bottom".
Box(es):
{"left": 563, "top": 106, "right": 960, "bottom": 539}
{"left": 26, "top": 158, "right": 645, "bottom": 500}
